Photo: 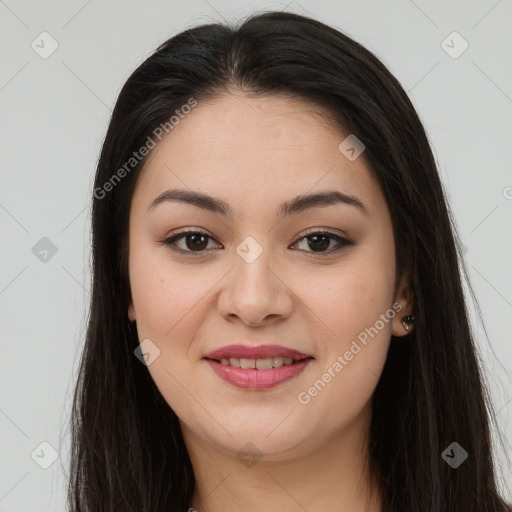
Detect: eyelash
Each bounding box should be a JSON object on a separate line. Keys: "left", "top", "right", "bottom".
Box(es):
{"left": 161, "top": 228, "right": 353, "bottom": 257}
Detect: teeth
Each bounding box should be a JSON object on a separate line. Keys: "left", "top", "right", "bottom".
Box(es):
{"left": 240, "top": 358, "right": 256, "bottom": 369}
{"left": 219, "top": 357, "right": 296, "bottom": 369}
{"left": 272, "top": 357, "right": 283, "bottom": 368}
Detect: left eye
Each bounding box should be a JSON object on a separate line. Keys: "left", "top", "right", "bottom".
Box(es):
{"left": 162, "top": 230, "right": 352, "bottom": 255}
{"left": 293, "top": 231, "right": 352, "bottom": 253}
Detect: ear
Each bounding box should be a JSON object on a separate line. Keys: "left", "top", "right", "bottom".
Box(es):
{"left": 392, "top": 269, "right": 415, "bottom": 337}
{"left": 128, "top": 300, "right": 136, "bottom": 322}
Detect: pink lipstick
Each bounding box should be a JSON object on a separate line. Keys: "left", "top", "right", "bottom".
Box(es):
{"left": 203, "top": 344, "right": 314, "bottom": 390}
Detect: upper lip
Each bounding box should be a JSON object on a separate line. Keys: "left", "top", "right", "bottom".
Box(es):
{"left": 203, "top": 344, "right": 313, "bottom": 361}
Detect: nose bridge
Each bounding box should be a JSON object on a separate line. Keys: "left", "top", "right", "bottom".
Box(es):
{"left": 233, "top": 234, "right": 279, "bottom": 300}
{"left": 217, "top": 234, "right": 293, "bottom": 324}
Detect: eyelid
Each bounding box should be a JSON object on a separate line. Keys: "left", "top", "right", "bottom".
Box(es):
{"left": 290, "top": 228, "right": 353, "bottom": 256}
{"left": 161, "top": 227, "right": 353, "bottom": 256}
{"left": 162, "top": 228, "right": 222, "bottom": 254}
{"left": 295, "top": 226, "right": 349, "bottom": 241}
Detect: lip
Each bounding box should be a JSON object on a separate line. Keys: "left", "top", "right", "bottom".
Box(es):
{"left": 202, "top": 343, "right": 314, "bottom": 391}
{"left": 203, "top": 344, "right": 313, "bottom": 361}
{"left": 205, "top": 358, "right": 314, "bottom": 390}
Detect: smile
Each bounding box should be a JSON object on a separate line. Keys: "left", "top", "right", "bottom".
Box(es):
{"left": 216, "top": 356, "right": 296, "bottom": 369}
{"left": 204, "top": 356, "right": 314, "bottom": 390}
{"left": 202, "top": 343, "right": 315, "bottom": 390}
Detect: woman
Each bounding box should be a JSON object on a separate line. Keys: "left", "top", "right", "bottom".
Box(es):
{"left": 67, "top": 10, "right": 512, "bottom": 511}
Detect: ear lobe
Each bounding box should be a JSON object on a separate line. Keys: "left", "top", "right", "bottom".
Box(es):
{"left": 392, "top": 272, "right": 415, "bottom": 337}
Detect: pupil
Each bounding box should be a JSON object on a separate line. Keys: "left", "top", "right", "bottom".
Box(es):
{"left": 186, "top": 234, "right": 208, "bottom": 251}
{"left": 309, "top": 234, "right": 329, "bottom": 251}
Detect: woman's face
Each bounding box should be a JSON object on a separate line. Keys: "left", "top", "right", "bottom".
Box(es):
{"left": 127, "top": 92, "right": 412, "bottom": 461}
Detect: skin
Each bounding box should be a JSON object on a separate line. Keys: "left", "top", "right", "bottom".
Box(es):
{"left": 127, "top": 91, "right": 414, "bottom": 512}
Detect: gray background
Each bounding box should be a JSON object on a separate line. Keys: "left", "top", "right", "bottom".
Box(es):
{"left": 0, "top": 0, "right": 511, "bottom": 509}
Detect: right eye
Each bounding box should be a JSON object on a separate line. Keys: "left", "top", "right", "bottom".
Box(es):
{"left": 162, "top": 229, "right": 222, "bottom": 254}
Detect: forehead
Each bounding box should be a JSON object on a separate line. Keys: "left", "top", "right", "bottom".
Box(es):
{"left": 132, "top": 92, "right": 386, "bottom": 220}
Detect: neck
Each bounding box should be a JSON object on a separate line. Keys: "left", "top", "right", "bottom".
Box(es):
{"left": 182, "top": 401, "right": 383, "bottom": 512}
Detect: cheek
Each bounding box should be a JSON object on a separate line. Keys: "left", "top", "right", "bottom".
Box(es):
{"left": 128, "top": 247, "right": 212, "bottom": 413}
{"left": 128, "top": 244, "right": 218, "bottom": 375}
{"left": 296, "top": 251, "right": 395, "bottom": 347}
{"left": 293, "top": 245, "right": 395, "bottom": 406}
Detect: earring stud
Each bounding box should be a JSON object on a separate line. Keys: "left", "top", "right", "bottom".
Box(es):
{"left": 401, "top": 315, "right": 415, "bottom": 331}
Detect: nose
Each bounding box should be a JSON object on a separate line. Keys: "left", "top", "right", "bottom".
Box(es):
{"left": 217, "top": 245, "right": 294, "bottom": 327}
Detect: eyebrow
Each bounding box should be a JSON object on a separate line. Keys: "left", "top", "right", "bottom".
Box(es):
{"left": 148, "top": 188, "right": 369, "bottom": 217}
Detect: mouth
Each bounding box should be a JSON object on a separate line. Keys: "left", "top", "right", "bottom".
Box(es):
{"left": 204, "top": 356, "right": 312, "bottom": 370}
{"left": 202, "top": 344, "right": 315, "bottom": 390}
{"left": 203, "top": 343, "right": 313, "bottom": 362}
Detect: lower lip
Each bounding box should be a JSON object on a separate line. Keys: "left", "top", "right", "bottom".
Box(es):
{"left": 204, "top": 358, "right": 314, "bottom": 390}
